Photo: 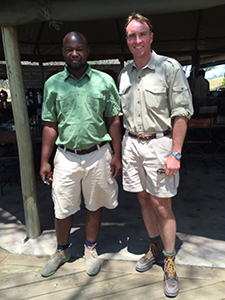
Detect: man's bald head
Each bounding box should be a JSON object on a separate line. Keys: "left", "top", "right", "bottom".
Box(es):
{"left": 63, "top": 31, "right": 88, "bottom": 48}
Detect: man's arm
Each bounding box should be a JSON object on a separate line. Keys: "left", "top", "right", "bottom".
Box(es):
{"left": 106, "top": 115, "right": 122, "bottom": 178}
{"left": 40, "top": 121, "right": 58, "bottom": 184}
{"left": 164, "top": 116, "right": 188, "bottom": 176}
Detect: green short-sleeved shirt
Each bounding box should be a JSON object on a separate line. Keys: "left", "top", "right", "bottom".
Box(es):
{"left": 42, "top": 64, "right": 121, "bottom": 150}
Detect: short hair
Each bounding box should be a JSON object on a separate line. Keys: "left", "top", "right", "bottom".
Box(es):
{"left": 125, "top": 12, "right": 153, "bottom": 36}
{"left": 198, "top": 69, "right": 205, "bottom": 77}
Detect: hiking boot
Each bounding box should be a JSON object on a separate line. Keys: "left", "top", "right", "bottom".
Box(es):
{"left": 84, "top": 243, "right": 101, "bottom": 276}
{"left": 164, "top": 256, "right": 180, "bottom": 298}
{"left": 136, "top": 240, "right": 163, "bottom": 272}
{"left": 41, "top": 248, "right": 71, "bottom": 277}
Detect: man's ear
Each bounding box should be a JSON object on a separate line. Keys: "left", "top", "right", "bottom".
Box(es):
{"left": 150, "top": 32, "right": 154, "bottom": 44}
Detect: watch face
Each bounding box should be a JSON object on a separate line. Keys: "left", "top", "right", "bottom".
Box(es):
{"left": 171, "top": 151, "right": 181, "bottom": 159}
{"left": 175, "top": 153, "right": 181, "bottom": 159}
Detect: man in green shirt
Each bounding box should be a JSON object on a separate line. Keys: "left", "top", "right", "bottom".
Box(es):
{"left": 40, "top": 31, "right": 122, "bottom": 277}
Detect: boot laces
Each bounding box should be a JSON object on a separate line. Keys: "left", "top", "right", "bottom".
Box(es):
{"left": 146, "top": 243, "right": 158, "bottom": 259}
{"left": 86, "top": 243, "right": 97, "bottom": 258}
{"left": 165, "top": 258, "right": 176, "bottom": 278}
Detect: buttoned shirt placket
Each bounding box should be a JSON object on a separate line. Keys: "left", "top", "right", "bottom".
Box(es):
{"left": 136, "top": 69, "right": 144, "bottom": 134}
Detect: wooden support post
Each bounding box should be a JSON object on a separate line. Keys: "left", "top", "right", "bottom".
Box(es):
{"left": 1, "top": 26, "right": 41, "bottom": 239}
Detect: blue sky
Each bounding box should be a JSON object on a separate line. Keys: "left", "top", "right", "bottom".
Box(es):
{"left": 205, "top": 65, "right": 225, "bottom": 79}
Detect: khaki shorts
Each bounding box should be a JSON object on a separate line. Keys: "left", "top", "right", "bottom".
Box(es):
{"left": 122, "top": 132, "right": 179, "bottom": 198}
{"left": 52, "top": 143, "right": 118, "bottom": 219}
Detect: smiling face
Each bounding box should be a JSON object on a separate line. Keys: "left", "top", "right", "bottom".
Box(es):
{"left": 126, "top": 20, "right": 153, "bottom": 68}
{"left": 62, "top": 32, "right": 90, "bottom": 77}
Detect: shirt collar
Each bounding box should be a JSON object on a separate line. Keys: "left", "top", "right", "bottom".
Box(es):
{"left": 146, "top": 51, "right": 156, "bottom": 70}
{"left": 63, "top": 63, "right": 91, "bottom": 80}
{"left": 131, "top": 50, "right": 156, "bottom": 72}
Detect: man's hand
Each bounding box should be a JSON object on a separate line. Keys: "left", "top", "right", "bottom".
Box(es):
{"left": 106, "top": 115, "right": 122, "bottom": 178}
{"left": 163, "top": 116, "right": 188, "bottom": 176}
{"left": 40, "top": 122, "right": 58, "bottom": 185}
{"left": 164, "top": 155, "right": 180, "bottom": 176}
{"left": 40, "top": 162, "right": 53, "bottom": 185}
{"left": 110, "top": 156, "right": 122, "bottom": 178}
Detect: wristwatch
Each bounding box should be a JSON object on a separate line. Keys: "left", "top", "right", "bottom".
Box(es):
{"left": 171, "top": 151, "right": 182, "bottom": 160}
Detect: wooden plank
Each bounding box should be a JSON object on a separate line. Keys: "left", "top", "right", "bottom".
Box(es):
{"left": 102, "top": 261, "right": 225, "bottom": 281}
{"left": 29, "top": 280, "right": 165, "bottom": 300}
{"left": 1, "top": 253, "right": 48, "bottom": 268}
{"left": 88, "top": 281, "right": 225, "bottom": 300}
{"left": 1, "top": 255, "right": 86, "bottom": 276}
{"left": 100, "top": 260, "right": 162, "bottom": 275}
{"left": 0, "top": 271, "right": 129, "bottom": 299}
{"left": 0, "top": 265, "right": 41, "bottom": 289}
{"left": 2, "top": 273, "right": 223, "bottom": 300}
{"left": 177, "top": 265, "right": 225, "bottom": 280}
{"left": 26, "top": 277, "right": 225, "bottom": 300}
{"left": 188, "top": 118, "right": 212, "bottom": 129}
{"left": 177, "top": 281, "right": 225, "bottom": 300}
{"left": 0, "top": 254, "right": 225, "bottom": 300}
{"left": 0, "top": 265, "right": 40, "bottom": 278}
{"left": 3, "top": 254, "right": 225, "bottom": 281}
{"left": 0, "top": 249, "right": 8, "bottom": 263}
{"left": 1, "top": 252, "right": 225, "bottom": 300}
{"left": 1, "top": 267, "right": 223, "bottom": 300}
{"left": 0, "top": 267, "right": 121, "bottom": 290}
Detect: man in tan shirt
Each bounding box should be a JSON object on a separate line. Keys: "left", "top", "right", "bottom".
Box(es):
{"left": 118, "top": 13, "right": 193, "bottom": 297}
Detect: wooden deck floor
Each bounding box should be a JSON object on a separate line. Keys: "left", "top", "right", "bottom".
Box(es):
{"left": 1, "top": 248, "right": 225, "bottom": 299}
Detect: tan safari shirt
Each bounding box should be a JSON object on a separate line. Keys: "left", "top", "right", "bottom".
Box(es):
{"left": 118, "top": 51, "right": 193, "bottom": 134}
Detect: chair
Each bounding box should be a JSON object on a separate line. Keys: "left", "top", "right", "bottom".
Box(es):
{"left": 194, "top": 96, "right": 218, "bottom": 117}
{"left": 182, "top": 117, "right": 214, "bottom": 173}
{"left": 0, "top": 131, "right": 20, "bottom": 195}
{"left": 198, "top": 105, "right": 218, "bottom": 115}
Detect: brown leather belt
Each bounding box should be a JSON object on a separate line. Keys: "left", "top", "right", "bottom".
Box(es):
{"left": 128, "top": 130, "right": 170, "bottom": 140}
{"left": 59, "top": 141, "right": 107, "bottom": 155}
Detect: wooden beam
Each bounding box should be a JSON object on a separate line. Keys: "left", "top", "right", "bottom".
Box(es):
{"left": 1, "top": 26, "right": 41, "bottom": 239}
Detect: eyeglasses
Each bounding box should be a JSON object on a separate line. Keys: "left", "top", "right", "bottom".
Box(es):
{"left": 157, "top": 168, "right": 166, "bottom": 175}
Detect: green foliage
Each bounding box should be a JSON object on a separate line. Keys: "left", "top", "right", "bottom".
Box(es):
{"left": 221, "top": 75, "right": 225, "bottom": 88}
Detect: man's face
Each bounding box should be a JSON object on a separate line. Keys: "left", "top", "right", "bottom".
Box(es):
{"left": 62, "top": 33, "right": 90, "bottom": 73}
{"left": 126, "top": 20, "right": 153, "bottom": 60}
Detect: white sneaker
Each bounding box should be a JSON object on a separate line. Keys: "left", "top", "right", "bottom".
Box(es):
{"left": 84, "top": 243, "right": 101, "bottom": 276}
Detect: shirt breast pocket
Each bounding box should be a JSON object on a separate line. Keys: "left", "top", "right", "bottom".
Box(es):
{"left": 145, "top": 85, "right": 167, "bottom": 109}
{"left": 56, "top": 93, "right": 76, "bottom": 114}
{"left": 87, "top": 94, "right": 105, "bottom": 113}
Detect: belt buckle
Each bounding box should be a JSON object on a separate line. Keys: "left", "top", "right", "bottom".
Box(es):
{"left": 156, "top": 132, "right": 164, "bottom": 138}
